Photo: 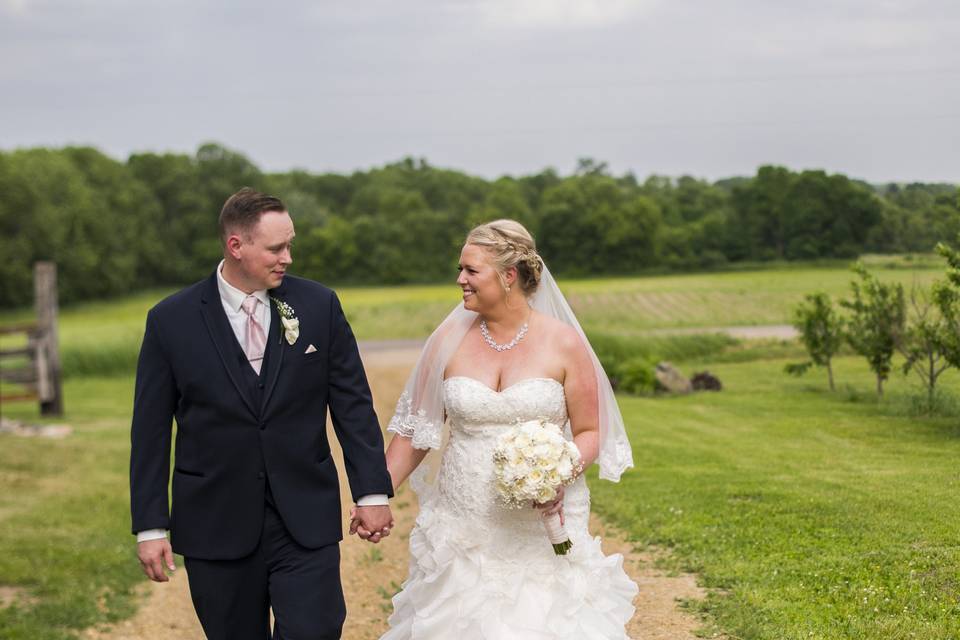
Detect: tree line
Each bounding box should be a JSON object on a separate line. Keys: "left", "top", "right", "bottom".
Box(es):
{"left": 1, "top": 144, "right": 958, "bottom": 308}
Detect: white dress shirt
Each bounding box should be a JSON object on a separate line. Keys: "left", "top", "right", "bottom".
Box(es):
{"left": 137, "top": 262, "right": 386, "bottom": 543}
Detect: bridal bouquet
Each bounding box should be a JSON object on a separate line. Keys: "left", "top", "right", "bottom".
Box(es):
{"left": 493, "top": 418, "right": 583, "bottom": 554}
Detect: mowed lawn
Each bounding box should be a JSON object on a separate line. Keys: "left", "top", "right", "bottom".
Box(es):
{"left": 591, "top": 357, "right": 960, "bottom": 640}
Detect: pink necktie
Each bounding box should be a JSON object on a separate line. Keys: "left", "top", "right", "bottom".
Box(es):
{"left": 241, "top": 295, "right": 267, "bottom": 374}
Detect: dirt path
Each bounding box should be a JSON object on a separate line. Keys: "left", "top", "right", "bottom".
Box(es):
{"left": 84, "top": 346, "right": 714, "bottom": 640}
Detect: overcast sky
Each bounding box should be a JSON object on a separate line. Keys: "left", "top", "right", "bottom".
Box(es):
{"left": 2, "top": 0, "right": 958, "bottom": 183}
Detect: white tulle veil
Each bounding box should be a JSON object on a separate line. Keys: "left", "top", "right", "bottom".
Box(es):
{"left": 387, "top": 263, "right": 634, "bottom": 484}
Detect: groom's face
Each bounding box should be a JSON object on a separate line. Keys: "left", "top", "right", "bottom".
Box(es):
{"left": 236, "top": 210, "right": 295, "bottom": 290}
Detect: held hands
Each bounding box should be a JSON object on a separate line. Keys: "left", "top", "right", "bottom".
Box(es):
{"left": 535, "top": 484, "right": 565, "bottom": 525}
{"left": 137, "top": 538, "right": 176, "bottom": 582}
{"left": 349, "top": 504, "right": 395, "bottom": 544}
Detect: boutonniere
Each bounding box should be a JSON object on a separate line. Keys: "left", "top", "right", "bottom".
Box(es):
{"left": 271, "top": 297, "right": 300, "bottom": 345}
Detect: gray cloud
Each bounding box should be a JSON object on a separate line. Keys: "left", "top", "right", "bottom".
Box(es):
{"left": 1, "top": 0, "right": 958, "bottom": 182}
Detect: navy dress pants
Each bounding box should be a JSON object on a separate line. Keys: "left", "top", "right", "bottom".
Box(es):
{"left": 184, "top": 493, "right": 345, "bottom": 640}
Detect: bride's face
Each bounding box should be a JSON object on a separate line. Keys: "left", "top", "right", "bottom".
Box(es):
{"left": 457, "top": 244, "right": 510, "bottom": 312}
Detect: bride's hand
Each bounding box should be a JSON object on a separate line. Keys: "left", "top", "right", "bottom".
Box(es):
{"left": 535, "top": 485, "right": 565, "bottom": 526}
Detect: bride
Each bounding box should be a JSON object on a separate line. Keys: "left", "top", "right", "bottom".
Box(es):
{"left": 360, "top": 220, "right": 637, "bottom": 639}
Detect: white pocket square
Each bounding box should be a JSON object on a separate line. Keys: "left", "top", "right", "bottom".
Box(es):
{"left": 305, "top": 344, "right": 317, "bottom": 354}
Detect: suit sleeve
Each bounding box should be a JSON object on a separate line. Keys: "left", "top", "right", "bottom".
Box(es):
{"left": 326, "top": 293, "right": 394, "bottom": 502}
{"left": 129, "top": 309, "right": 178, "bottom": 534}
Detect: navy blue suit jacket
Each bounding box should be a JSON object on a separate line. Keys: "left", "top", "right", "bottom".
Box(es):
{"left": 129, "top": 271, "right": 393, "bottom": 560}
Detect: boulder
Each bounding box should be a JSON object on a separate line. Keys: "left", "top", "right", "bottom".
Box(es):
{"left": 691, "top": 371, "right": 723, "bottom": 391}
{"left": 654, "top": 362, "right": 693, "bottom": 394}
{"left": 0, "top": 416, "right": 72, "bottom": 439}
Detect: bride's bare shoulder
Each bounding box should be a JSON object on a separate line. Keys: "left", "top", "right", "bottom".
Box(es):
{"left": 530, "top": 311, "right": 583, "bottom": 353}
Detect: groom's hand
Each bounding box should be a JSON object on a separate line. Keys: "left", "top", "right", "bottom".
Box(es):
{"left": 137, "top": 538, "right": 176, "bottom": 582}
{"left": 349, "top": 505, "right": 394, "bottom": 544}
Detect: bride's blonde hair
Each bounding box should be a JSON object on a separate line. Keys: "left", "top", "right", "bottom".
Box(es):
{"left": 465, "top": 220, "right": 544, "bottom": 296}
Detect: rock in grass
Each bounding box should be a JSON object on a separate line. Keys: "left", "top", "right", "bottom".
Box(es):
{"left": 0, "top": 417, "right": 72, "bottom": 439}
{"left": 691, "top": 371, "right": 723, "bottom": 391}
{"left": 655, "top": 362, "right": 693, "bottom": 394}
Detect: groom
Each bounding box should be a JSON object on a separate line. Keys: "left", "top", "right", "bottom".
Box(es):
{"left": 130, "top": 187, "right": 394, "bottom": 639}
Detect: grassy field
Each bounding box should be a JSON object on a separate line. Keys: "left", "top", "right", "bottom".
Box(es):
{"left": 0, "top": 378, "right": 142, "bottom": 640}
{"left": 591, "top": 357, "right": 960, "bottom": 640}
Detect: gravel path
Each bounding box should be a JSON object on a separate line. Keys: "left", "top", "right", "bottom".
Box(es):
{"left": 84, "top": 346, "right": 717, "bottom": 639}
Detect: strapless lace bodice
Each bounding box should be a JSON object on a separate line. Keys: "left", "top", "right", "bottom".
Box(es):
{"left": 382, "top": 376, "right": 637, "bottom": 640}
{"left": 443, "top": 376, "right": 569, "bottom": 429}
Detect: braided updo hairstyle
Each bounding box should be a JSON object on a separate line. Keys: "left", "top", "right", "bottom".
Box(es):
{"left": 465, "top": 219, "right": 544, "bottom": 296}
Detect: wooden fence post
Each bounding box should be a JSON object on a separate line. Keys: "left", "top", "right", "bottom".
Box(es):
{"left": 34, "top": 261, "right": 63, "bottom": 416}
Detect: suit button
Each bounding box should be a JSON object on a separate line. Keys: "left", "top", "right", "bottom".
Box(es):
{"left": 259, "top": 422, "right": 266, "bottom": 430}
{"left": 258, "top": 383, "right": 264, "bottom": 389}
{"left": 257, "top": 471, "right": 265, "bottom": 479}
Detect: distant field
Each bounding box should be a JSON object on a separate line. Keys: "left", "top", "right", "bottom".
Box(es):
{"left": 0, "top": 259, "right": 947, "bottom": 378}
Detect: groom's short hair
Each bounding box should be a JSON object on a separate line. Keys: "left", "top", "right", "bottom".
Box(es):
{"left": 219, "top": 187, "right": 287, "bottom": 242}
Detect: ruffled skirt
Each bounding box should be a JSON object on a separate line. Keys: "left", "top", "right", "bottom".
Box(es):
{"left": 381, "top": 476, "right": 637, "bottom": 639}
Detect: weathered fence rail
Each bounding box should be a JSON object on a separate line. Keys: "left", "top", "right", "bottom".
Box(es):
{"left": 0, "top": 262, "right": 63, "bottom": 416}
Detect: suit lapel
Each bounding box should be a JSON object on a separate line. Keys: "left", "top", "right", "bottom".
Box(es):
{"left": 199, "top": 274, "right": 259, "bottom": 418}
{"left": 261, "top": 281, "right": 288, "bottom": 413}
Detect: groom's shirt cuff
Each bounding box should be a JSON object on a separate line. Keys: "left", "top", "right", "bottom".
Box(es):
{"left": 356, "top": 494, "right": 389, "bottom": 506}
{"left": 136, "top": 529, "right": 168, "bottom": 543}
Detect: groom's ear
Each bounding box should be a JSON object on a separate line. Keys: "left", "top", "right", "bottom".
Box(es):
{"left": 224, "top": 233, "right": 244, "bottom": 259}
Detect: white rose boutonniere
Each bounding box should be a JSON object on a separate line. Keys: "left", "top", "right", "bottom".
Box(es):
{"left": 271, "top": 297, "right": 300, "bottom": 345}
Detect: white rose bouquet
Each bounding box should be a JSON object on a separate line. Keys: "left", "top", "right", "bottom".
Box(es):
{"left": 493, "top": 418, "right": 583, "bottom": 554}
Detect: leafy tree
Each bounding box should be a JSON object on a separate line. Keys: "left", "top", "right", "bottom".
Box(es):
{"left": 729, "top": 165, "right": 793, "bottom": 260}
{"left": 467, "top": 178, "right": 536, "bottom": 232}
{"left": 785, "top": 293, "right": 845, "bottom": 390}
{"left": 127, "top": 150, "right": 208, "bottom": 282}
{"left": 841, "top": 263, "right": 906, "bottom": 397}
{"left": 897, "top": 285, "right": 954, "bottom": 411}
{"left": 931, "top": 235, "right": 960, "bottom": 370}
{"left": 539, "top": 175, "right": 661, "bottom": 276}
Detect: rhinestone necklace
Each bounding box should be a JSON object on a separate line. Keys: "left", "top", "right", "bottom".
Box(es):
{"left": 479, "top": 318, "right": 528, "bottom": 352}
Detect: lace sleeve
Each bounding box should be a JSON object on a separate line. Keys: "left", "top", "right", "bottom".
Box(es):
{"left": 387, "top": 390, "right": 443, "bottom": 450}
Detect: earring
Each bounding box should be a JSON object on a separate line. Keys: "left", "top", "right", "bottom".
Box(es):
{"left": 505, "top": 285, "right": 511, "bottom": 293}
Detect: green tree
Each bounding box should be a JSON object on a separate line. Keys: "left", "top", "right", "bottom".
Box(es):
{"left": 729, "top": 165, "right": 793, "bottom": 260}
{"left": 785, "top": 293, "right": 845, "bottom": 390}
{"left": 897, "top": 285, "right": 954, "bottom": 411}
{"left": 841, "top": 263, "right": 906, "bottom": 397}
{"left": 931, "top": 234, "right": 960, "bottom": 370}
{"left": 127, "top": 150, "right": 208, "bottom": 282}
{"left": 539, "top": 175, "right": 661, "bottom": 276}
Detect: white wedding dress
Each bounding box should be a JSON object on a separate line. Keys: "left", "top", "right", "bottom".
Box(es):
{"left": 382, "top": 376, "right": 638, "bottom": 640}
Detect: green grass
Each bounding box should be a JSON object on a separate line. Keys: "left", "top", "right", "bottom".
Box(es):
{"left": 0, "top": 378, "right": 144, "bottom": 640}
{"left": 590, "top": 356, "right": 960, "bottom": 640}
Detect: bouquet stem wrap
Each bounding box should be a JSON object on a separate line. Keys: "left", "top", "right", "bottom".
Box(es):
{"left": 541, "top": 511, "right": 573, "bottom": 555}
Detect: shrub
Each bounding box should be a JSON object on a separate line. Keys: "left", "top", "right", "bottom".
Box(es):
{"left": 613, "top": 357, "right": 658, "bottom": 395}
